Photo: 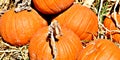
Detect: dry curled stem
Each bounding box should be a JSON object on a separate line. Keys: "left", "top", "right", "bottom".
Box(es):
{"left": 48, "top": 20, "right": 62, "bottom": 60}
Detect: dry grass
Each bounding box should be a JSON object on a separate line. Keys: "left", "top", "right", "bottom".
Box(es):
{"left": 0, "top": 37, "right": 29, "bottom": 60}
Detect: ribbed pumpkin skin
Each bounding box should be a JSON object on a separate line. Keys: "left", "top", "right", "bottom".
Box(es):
{"left": 0, "top": 8, "right": 48, "bottom": 46}
{"left": 0, "top": 17, "right": 1, "bottom": 36}
{"left": 29, "top": 26, "right": 83, "bottom": 60}
{"left": 77, "top": 39, "right": 120, "bottom": 60}
{"left": 33, "top": 0, "right": 74, "bottom": 14}
{"left": 103, "top": 14, "right": 120, "bottom": 43}
{"left": 54, "top": 4, "right": 98, "bottom": 40}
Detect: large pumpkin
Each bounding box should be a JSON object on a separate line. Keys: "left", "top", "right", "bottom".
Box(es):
{"left": 77, "top": 39, "right": 120, "bottom": 60}
{"left": 28, "top": 21, "right": 83, "bottom": 60}
{"left": 0, "top": 8, "right": 48, "bottom": 46}
{"left": 54, "top": 4, "right": 98, "bottom": 41}
{"left": 103, "top": 14, "right": 120, "bottom": 43}
{"left": 32, "top": 0, "right": 74, "bottom": 14}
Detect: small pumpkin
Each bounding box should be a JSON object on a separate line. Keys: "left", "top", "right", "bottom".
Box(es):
{"left": 54, "top": 4, "right": 98, "bottom": 41}
{"left": 29, "top": 21, "right": 83, "bottom": 60}
{"left": 32, "top": 0, "right": 74, "bottom": 14}
{"left": 103, "top": 14, "right": 120, "bottom": 43}
{"left": 0, "top": 8, "right": 48, "bottom": 46}
{"left": 77, "top": 39, "right": 120, "bottom": 60}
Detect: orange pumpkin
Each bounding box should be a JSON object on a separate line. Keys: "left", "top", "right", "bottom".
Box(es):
{"left": 0, "top": 17, "right": 1, "bottom": 36}
{"left": 0, "top": 8, "right": 48, "bottom": 46}
{"left": 77, "top": 39, "right": 120, "bottom": 60}
{"left": 103, "top": 14, "right": 120, "bottom": 43}
{"left": 32, "top": 0, "right": 74, "bottom": 14}
{"left": 54, "top": 4, "right": 98, "bottom": 41}
{"left": 28, "top": 23, "right": 83, "bottom": 60}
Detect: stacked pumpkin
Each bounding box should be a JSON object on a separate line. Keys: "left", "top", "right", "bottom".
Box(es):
{"left": 0, "top": 8, "right": 48, "bottom": 46}
{"left": 54, "top": 4, "right": 98, "bottom": 41}
{"left": 77, "top": 39, "right": 120, "bottom": 60}
{"left": 0, "top": 0, "right": 120, "bottom": 60}
{"left": 32, "top": 0, "right": 74, "bottom": 14}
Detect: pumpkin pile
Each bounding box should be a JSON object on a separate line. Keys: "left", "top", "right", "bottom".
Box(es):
{"left": 0, "top": 0, "right": 120, "bottom": 60}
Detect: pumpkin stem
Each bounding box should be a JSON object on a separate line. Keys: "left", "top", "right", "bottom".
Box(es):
{"left": 50, "top": 20, "right": 62, "bottom": 38}
{"left": 14, "top": 0, "right": 32, "bottom": 12}
{"left": 48, "top": 20, "right": 62, "bottom": 60}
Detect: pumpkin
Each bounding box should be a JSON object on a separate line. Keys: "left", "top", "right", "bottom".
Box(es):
{"left": 32, "top": 0, "right": 74, "bottom": 14}
{"left": 0, "top": 17, "right": 1, "bottom": 36}
{"left": 103, "top": 14, "right": 120, "bottom": 43}
{"left": 28, "top": 21, "right": 83, "bottom": 60}
{"left": 77, "top": 39, "right": 120, "bottom": 60}
{"left": 0, "top": 8, "right": 48, "bottom": 46}
{"left": 54, "top": 4, "right": 98, "bottom": 41}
